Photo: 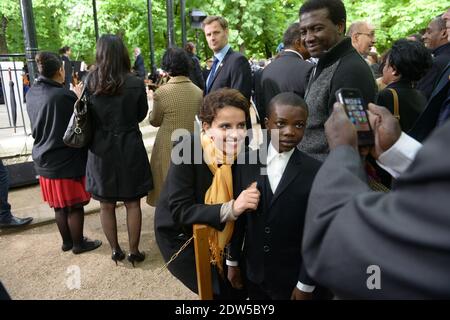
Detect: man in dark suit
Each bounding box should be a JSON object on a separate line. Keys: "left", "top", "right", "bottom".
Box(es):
{"left": 302, "top": 101, "right": 450, "bottom": 298}
{"left": 258, "top": 22, "right": 313, "bottom": 125}
{"left": 410, "top": 8, "right": 450, "bottom": 142}
{"left": 202, "top": 16, "right": 252, "bottom": 100}
{"left": 417, "top": 15, "right": 450, "bottom": 100}
{"left": 228, "top": 93, "right": 322, "bottom": 300}
{"left": 133, "top": 47, "right": 146, "bottom": 80}
{"left": 408, "top": 62, "right": 449, "bottom": 142}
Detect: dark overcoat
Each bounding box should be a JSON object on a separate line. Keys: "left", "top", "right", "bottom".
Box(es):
{"left": 86, "top": 74, "right": 152, "bottom": 201}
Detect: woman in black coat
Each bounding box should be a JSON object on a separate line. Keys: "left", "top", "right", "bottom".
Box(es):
{"left": 82, "top": 34, "right": 153, "bottom": 266}
{"left": 26, "top": 52, "right": 101, "bottom": 254}
{"left": 377, "top": 39, "right": 432, "bottom": 132}
{"left": 154, "top": 88, "right": 260, "bottom": 299}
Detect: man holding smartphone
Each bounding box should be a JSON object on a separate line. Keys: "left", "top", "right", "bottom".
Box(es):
{"left": 298, "top": 0, "right": 377, "bottom": 161}
{"left": 302, "top": 101, "right": 450, "bottom": 298}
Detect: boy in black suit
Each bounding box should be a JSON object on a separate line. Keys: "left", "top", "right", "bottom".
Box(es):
{"left": 228, "top": 92, "right": 322, "bottom": 300}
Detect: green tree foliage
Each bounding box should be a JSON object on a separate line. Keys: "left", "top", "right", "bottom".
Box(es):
{"left": 344, "top": 0, "right": 450, "bottom": 53}
{"left": 1, "top": 0, "right": 449, "bottom": 67}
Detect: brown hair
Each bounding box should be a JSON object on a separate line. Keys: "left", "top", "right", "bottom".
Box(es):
{"left": 202, "top": 16, "right": 228, "bottom": 30}
{"left": 199, "top": 88, "right": 250, "bottom": 125}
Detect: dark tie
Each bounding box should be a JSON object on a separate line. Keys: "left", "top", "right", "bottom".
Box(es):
{"left": 206, "top": 57, "right": 219, "bottom": 93}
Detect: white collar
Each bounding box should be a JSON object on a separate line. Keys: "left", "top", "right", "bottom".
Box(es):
{"left": 283, "top": 49, "right": 304, "bottom": 60}
{"left": 267, "top": 142, "right": 295, "bottom": 164}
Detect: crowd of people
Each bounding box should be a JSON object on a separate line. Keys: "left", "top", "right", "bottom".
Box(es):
{"left": 1, "top": 0, "right": 450, "bottom": 300}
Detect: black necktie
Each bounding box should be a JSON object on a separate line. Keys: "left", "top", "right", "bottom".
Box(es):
{"left": 206, "top": 57, "right": 219, "bottom": 93}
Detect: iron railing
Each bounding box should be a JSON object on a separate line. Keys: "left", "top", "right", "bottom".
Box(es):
{"left": 0, "top": 53, "right": 28, "bottom": 135}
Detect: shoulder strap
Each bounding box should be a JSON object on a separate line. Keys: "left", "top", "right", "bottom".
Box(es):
{"left": 80, "top": 72, "right": 92, "bottom": 101}
{"left": 388, "top": 88, "right": 400, "bottom": 119}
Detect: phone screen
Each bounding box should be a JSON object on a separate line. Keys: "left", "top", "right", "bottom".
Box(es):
{"left": 342, "top": 97, "right": 371, "bottom": 132}
{"left": 336, "top": 88, "right": 374, "bottom": 146}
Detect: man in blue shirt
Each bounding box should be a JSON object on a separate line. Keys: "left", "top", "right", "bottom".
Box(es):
{"left": 202, "top": 16, "right": 252, "bottom": 101}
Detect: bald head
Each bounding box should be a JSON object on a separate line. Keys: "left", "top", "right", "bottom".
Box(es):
{"left": 347, "top": 21, "right": 376, "bottom": 56}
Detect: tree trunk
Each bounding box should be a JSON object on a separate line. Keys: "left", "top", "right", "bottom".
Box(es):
{"left": 0, "top": 15, "right": 8, "bottom": 54}
{"left": 264, "top": 42, "right": 271, "bottom": 59}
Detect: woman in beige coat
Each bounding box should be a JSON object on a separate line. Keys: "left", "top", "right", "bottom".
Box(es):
{"left": 147, "top": 48, "right": 203, "bottom": 206}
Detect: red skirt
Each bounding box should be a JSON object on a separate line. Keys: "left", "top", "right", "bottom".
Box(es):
{"left": 39, "top": 176, "right": 91, "bottom": 208}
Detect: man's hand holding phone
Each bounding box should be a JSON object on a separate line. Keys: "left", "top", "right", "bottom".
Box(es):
{"left": 325, "top": 100, "right": 403, "bottom": 160}
{"left": 367, "top": 103, "right": 402, "bottom": 159}
{"left": 325, "top": 102, "right": 358, "bottom": 150}
{"left": 335, "top": 88, "right": 375, "bottom": 147}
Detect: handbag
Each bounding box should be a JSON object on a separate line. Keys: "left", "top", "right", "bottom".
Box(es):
{"left": 63, "top": 76, "right": 92, "bottom": 148}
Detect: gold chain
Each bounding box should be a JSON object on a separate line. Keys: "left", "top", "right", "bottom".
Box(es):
{"left": 158, "top": 236, "right": 194, "bottom": 274}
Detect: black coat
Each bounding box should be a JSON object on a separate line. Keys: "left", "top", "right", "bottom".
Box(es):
{"left": 61, "top": 55, "right": 73, "bottom": 90}
{"left": 188, "top": 54, "right": 205, "bottom": 91}
{"left": 85, "top": 74, "right": 152, "bottom": 201}
{"left": 26, "top": 77, "right": 87, "bottom": 179}
{"left": 376, "top": 79, "right": 427, "bottom": 132}
{"left": 206, "top": 48, "right": 252, "bottom": 101}
{"left": 252, "top": 68, "right": 265, "bottom": 127}
{"left": 259, "top": 50, "right": 313, "bottom": 118}
{"left": 416, "top": 42, "right": 450, "bottom": 100}
{"left": 230, "top": 148, "right": 322, "bottom": 299}
{"left": 154, "top": 134, "right": 228, "bottom": 295}
{"left": 133, "top": 54, "right": 146, "bottom": 79}
{"left": 410, "top": 62, "right": 450, "bottom": 142}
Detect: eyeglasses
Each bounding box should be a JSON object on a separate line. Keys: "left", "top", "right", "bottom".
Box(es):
{"left": 357, "top": 32, "right": 375, "bottom": 39}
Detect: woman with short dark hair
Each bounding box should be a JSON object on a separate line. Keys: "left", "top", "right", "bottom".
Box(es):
{"left": 84, "top": 34, "right": 153, "bottom": 266}
{"left": 26, "top": 51, "right": 102, "bottom": 254}
{"left": 154, "top": 88, "right": 257, "bottom": 299}
{"left": 377, "top": 39, "right": 432, "bottom": 132}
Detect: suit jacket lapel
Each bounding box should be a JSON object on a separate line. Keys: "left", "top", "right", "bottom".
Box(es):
{"left": 430, "top": 63, "right": 450, "bottom": 101}
{"left": 209, "top": 48, "right": 233, "bottom": 88}
{"left": 269, "top": 149, "right": 302, "bottom": 210}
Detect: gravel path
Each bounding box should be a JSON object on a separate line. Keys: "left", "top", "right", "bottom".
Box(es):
{"left": 0, "top": 205, "right": 197, "bottom": 300}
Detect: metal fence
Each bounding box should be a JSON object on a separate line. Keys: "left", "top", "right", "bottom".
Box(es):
{"left": 0, "top": 53, "right": 28, "bottom": 135}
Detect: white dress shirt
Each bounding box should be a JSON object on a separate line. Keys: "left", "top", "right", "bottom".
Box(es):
{"left": 227, "top": 143, "right": 315, "bottom": 293}
{"left": 266, "top": 143, "right": 295, "bottom": 193}
{"left": 283, "top": 49, "right": 305, "bottom": 60}
{"left": 377, "top": 132, "right": 422, "bottom": 178}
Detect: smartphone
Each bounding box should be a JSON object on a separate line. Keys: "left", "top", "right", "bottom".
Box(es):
{"left": 335, "top": 88, "right": 374, "bottom": 146}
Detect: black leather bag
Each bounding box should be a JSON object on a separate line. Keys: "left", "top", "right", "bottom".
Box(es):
{"left": 63, "top": 80, "right": 92, "bottom": 148}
